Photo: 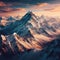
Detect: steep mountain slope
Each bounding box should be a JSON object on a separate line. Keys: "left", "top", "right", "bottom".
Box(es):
{"left": 0, "top": 11, "right": 32, "bottom": 35}
{"left": 20, "top": 37, "right": 60, "bottom": 60}
{"left": 0, "top": 36, "right": 60, "bottom": 60}
{"left": 0, "top": 11, "right": 59, "bottom": 36}
{"left": 0, "top": 11, "right": 60, "bottom": 56}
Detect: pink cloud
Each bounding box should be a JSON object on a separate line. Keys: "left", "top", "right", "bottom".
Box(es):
{"left": 0, "top": 7, "right": 26, "bottom": 16}
{"left": 0, "top": 1, "right": 6, "bottom": 6}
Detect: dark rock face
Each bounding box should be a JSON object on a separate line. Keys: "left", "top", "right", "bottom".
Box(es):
{"left": 0, "top": 11, "right": 32, "bottom": 35}
{"left": 39, "top": 38, "right": 60, "bottom": 60}
{"left": 0, "top": 36, "right": 2, "bottom": 50}
{"left": 20, "top": 38, "right": 60, "bottom": 60}
{"left": 0, "top": 38, "right": 60, "bottom": 60}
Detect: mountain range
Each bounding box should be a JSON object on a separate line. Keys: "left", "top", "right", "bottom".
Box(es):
{"left": 0, "top": 11, "right": 60, "bottom": 60}
{"left": 0, "top": 11, "right": 60, "bottom": 36}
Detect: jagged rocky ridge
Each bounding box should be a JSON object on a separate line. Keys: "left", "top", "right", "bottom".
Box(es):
{"left": 20, "top": 38, "right": 60, "bottom": 60}
{"left": 0, "top": 11, "right": 60, "bottom": 36}
{"left": 0, "top": 11, "right": 60, "bottom": 60}
{"left": 0, "top": 36, "right": 60, "bottom": 60}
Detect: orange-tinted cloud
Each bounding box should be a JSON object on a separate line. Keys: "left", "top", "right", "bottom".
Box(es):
{"left": 0, "top": 7, "right": 26, "bottom": 16}
{"left": 32, "top": 3, "right": 49, "bottom": 8}
{"left": 0, "top": 2, "right": 60, "bottom": 17}
{"left": 28, "top": 3, "right": 49, "bottom": 10}
{"left": 49, "top": 6, "right": 60, "bottom": 12}
{"left": 27, "top": 3, "right": 60, "bottom": 17}
{"left": 44, "top": 4, "right": 60, "bottom": 12}
{"left": 0, "top": 1, "right": 7, "bottom": 6}
{"left": 0, "top": 1, "right": 27, "bottom": 16}
{"left": 28, "top": 3, "right": 60, "bottom": 12}
{"left": 0, "top": 8, "right": 26, "bottom": 12}
{"left": 0, "top": 1, "right": 12, "bottom": 7}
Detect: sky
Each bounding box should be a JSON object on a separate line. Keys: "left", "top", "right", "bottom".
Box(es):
{"left": 0, "top": 0, "right": 60, "bottom": 17}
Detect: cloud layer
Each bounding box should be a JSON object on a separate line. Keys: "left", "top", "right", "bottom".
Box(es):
{"left": 0, "top": 0, "right": 60, "bottom": 17}
{"left": 0, "top": 0, "right": 55, "bottom": 4}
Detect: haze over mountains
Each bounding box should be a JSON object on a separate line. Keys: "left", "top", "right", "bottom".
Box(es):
{"left": 0, "top": 11, "right": 60, "bottom": 60}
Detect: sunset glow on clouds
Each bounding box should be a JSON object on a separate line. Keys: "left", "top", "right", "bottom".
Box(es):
{"left": 0, "top": 2, "right": 26, "bottom": 16}
{"left": 0, "top": 0, "right": 60, "bottom": 17}
{"left": 0, "top": 2, "right": 6, "bottom": 6}
{"left": 27, "top": 3, "right": 60, "bottom": 17}
{"left": 0, "top": 7, "right": 26, "bottom": 16}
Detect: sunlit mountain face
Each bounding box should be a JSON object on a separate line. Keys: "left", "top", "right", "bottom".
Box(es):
{"left": 0, "top": 0, "right": 60, "bottom": 60}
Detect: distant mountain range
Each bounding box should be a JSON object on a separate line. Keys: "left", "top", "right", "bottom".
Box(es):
{"left": 0, "top": 11, "right": 60, "bottom": 57}
{"left": 0, "top": 16, "right": 21, "bottom": 21}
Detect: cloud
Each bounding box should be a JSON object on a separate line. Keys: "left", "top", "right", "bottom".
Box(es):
{"left": 43, "top": 4, "right": 60, "bottom": 12}
{"left": 0, "top": 8, "right": 26, "bottom": 13}
{"left": 0, "top": 0, "right": 58, "bottom": 4}
{"left": 0, "top": 1, "right": 27, "bottom": 16}
{"left": 52, "top": 6, "right": 60, "bottom": 12}
{"left": 28, "top": 3, "right": 60, "bottom": 12}
{"left": 26, "top": 3, "right": 60, "bottom": 17}
{"left": 0, "top": 1, "right": 60, "bottom": 17}
{"left": 0, "top": 1, "right": 6, "bottom": 7}
{"left": 0, "top": 6, "right": 26, "bottom": 16}
{"left": 28, "top": 3, "right": 49, "bottom": 10}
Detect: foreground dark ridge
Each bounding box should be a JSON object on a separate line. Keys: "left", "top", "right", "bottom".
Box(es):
{"left": 21, "top": 37, "right": 60, "bottom": 60}
{"left": 0, "top": 37, "right": 60, "bottom": 60}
